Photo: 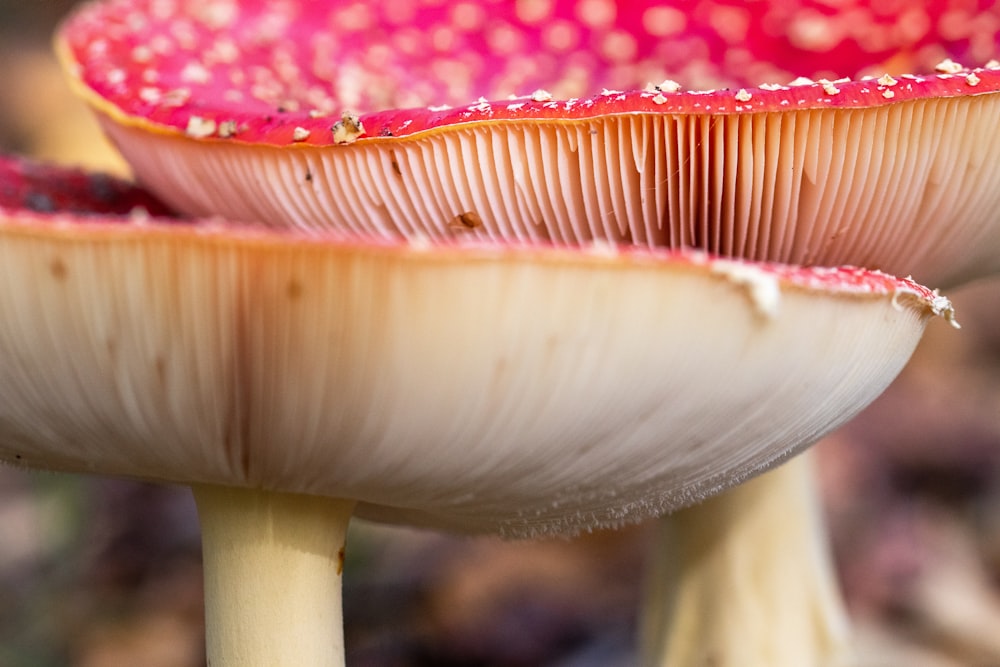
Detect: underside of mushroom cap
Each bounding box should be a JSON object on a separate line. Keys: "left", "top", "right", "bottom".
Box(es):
{"left": 0, "top": 158, "right": 955, "bottom": 536}
{"left": 58, "top": 0, "right": 1000, "bottom": 287}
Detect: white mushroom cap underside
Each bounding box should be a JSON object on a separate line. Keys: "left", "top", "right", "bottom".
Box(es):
{"left": 0, "top": 221, "right": 939, "bottom": 536}
{"left": 102, "top": 90, "right": 1000, "bottom": 290}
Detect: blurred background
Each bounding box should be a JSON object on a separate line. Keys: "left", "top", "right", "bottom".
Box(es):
{"left": 2, "top": 2, "right": 1000, "bottom": 666}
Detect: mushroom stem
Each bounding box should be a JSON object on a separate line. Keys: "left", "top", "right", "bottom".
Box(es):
{"left": 639, "top": 453, "right": 850, "bottom": 667}
{"left": 192, "top": 485, "right": 356, "bottom": 667}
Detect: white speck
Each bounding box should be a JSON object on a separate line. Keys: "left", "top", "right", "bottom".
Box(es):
{"left": 935, "top": 58, "right": 964, "bottom": 74}
{"left": 217, "top": 120, "right": 238, "bottom": 138}
{"left": 195, "top": 2, "right": 238, "bottom": 29}
{"left": 138, "top": 87, "right": 162, "bottom": 103}
{"left": 892, "top": 289, "right": 960, "bottom": 329}
{"left": 469, "top": 98, "right": 492, "bottom": 113}
{"left": 877, "top": 73, "right": 898, "bottom": 87}
{"left": 207, "top": 37, "right": 240, "bottom": 64}
{"left": 331, "top": 112, "right": 364, "bottom": 144}
{"left": 966, "top": 72, "right": 981, "bottom": 86}
{"left": 600, "top": 88, "right": 622, "bottom": 96}
{"left": 882, "top": 89, "right": 895, "bottom": 99}
{"left": 149, "top": 35, "right": 173, "bottom": 56}
{"left": 180, "top": 62, "right": 212, "bottom": 85}
{"left": 930, "top": 293, "right": 960, "bottom": 328}
{"left": 820, "top": 80, "right": 840, "bottom": 95}
{"left": 131, "top": 45, "right": 153, "bottom": 63}
{"left": 759, "top": 83, "right": 784, "bottom": 91}
{"left": 128, "top": 207, "right": 152, "bottom": 224}
{"left": 161, "top": 88, "right": 191, "bottom": 107}
{"left": 428, "top": 104, "right": 452, "bottom": 112}
{"left": 308, "top": 109, "right": 327, "bottom": 118}
{"left": 646, "top": 79, "right": 681, "bottom": 93}
{"left": 788, "top": 76, "right": 814, "bottom": 86}
{"left": 86, "top": 38, "right": 109, "bottom": 59}
{"left": 185, "top": 116, "right": 217, "bottom": 138}
{"left": 734, "top": 88, "right": 752, "bottom": 102}
{"left": 292, "top": 126, "right": 311, "bottom": 141}
{"left": 106, "top": 68, "right": 127, "bottom": 86}
{"left": 530, "top": 89, "right": 553, "bottom": 102}
{"left": 651, "top": 93, "right": 668, "bottom": 105}
{"left": 986, "top": 59, "right": 1000, "bottom": 69}
{"left": 711, "top": 261, "right": 781, "bottom": 319}
{"left": 506, "top": 102, "right": 525, "bottom": 111}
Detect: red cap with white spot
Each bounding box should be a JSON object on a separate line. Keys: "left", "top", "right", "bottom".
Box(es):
{"left": 58, "top": 0, "right": 1000, "bottom": 287}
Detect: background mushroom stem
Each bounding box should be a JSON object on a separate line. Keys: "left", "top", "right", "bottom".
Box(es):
{"left": 192, "top": 485, "right": 356, "bottom": 667}
{"left": 640, "top": 453, "right": 850, "bottom": 667}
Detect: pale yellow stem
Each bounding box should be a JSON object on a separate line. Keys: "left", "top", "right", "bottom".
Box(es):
{"left": 192, "top": 485, "right": 356, "bottom": 667}
{"left": 640, "top": 453, "right": 851, "bottom": 667}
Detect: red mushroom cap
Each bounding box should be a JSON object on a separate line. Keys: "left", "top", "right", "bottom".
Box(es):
{"left": 57, "top": 0, "right": 1000, "bottom": 287}
{"left": 60, "top": 0, "right": 1000, "bottom": 143}
{"left": 0, "top": 154, "right": 174, "bottom": 219}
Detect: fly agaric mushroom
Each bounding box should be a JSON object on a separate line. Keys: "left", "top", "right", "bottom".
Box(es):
{"left": 0, "top": 151, "right": 955, "bottom": 667}
{"left": 49, "top": 0, "right": 1000, "bottom": 665}
{"left": 57, "top": 0, "right": 1000, "bottom": 285}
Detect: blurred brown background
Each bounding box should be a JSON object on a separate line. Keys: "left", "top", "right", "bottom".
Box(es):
{"left": 2, "top": 3, "right": 1000, "bottom": 666}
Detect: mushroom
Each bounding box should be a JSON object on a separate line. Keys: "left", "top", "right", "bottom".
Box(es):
{"left": 46, "top": 0, "right": 1000, "bottom": 664}
{"left": 57, "top": 0, "right": 1000, "bottom": 284}
{"left": 0, "top": 150, "right": 954, "bottom": 667}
